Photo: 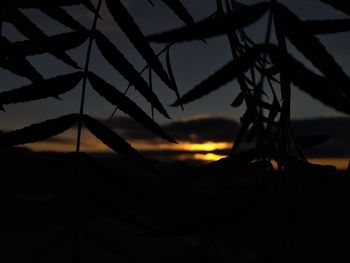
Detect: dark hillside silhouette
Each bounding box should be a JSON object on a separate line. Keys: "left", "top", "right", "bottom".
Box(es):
{"left": 1, "top": 0, "right": 350, "bottom": 262}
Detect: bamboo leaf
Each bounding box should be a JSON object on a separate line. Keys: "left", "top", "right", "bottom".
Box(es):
{"left": 166, "top": 47, "right": 183, "bottom": 110}
{"left": 25, "top": 228, "right": 72, "bottom": 263}
{"left": 87, "top": 72, "right": 176, "bottom": 143}
{"left": 39, "top": 7, "right": 86, "bottom": 31}
{"left": 217, "top": 0, "right": 224, "bottom": 13}
{"left": 304, "top": 19, "right": 350, "bottom": 35}
{"left": 94, "top": 30, "right": 170, "bottom": 119}
{"left": 12, "top": 31, "right": 88, "bottom": 56}
{"left": 172, "top": 46, "right": 262, "bottom": 106}
{"left": 232, "top": 110, "right": 254, "bottom": 154}
{"left": 81, "top": 0, "right": 99, "bottom": 15}
{"left": 147, "top": 2, "right": 269, "bottom": 42}
{"left": 246, "top": 124, "right": 256, "bottom": 143}
{"left": 147, "top": 0, "right": 155, "bottom": 6}
{"left": 0, "top": 51, "right": 43, "bottom": 82}
{"left": 320, "top": 0, "right": 350, "bottom": 16}
{"left": 106, "top": 0, "right": 174, "bottom": 91}
{"left": 0, "top": 36, "right": 43, "bottom": 81}
{"left": 268, "top": 44, "right": 350, "bottom": 115}
{"left": 295, "top": 135, "right": 330, "bottom": 148}
{"left": 5, "top": 10, "right": 81, "bottom": 69}
{"left": 231, "top": 91, "right": 245, "bottom": 107}
{"left": 0, "top": 114, "right": 78, "bottom": 147}
{"left": 274, "top": 3, "right": 350, "bottom": 99}
{"left": 0, "top": 72, "right": 82, "bottom": 106}
{"left": 83, "top": 114, "right": 155, "bottom": 172}
{"left": 161, "top": 0, "right": 195, "bottom": 26}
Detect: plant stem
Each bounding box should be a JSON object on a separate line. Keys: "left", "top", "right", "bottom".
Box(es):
{"left": 273, "top": 1, "right": 291, "bottom": 155}
{"left": 76, "top": 0, "right": 103, "bottom": 153}
{"left": 107, "top": 11, "right": 218, "bottom": 122}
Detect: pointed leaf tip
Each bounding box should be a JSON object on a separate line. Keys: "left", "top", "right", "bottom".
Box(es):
{"left": 87, "top": 72, "right": 176, "bottom": 143}
{"left": 106, "top": 0, "right": 174, "bottom": 91}
{"left": 94, "top": 30, "right": 170, "bottom": 119}
{"left": 0, "top": 114, "right": 78, "bottom": 147}
{"left": 83, "top": 114, "right": 157, "bottom": 172}
{"left": 172, "top": 46, "right": 262, "bottom": 106}
{"left": 320, "top": 0, "right": 350, "bottom": 16}
{"left": 0, "top": 72, "right": 83, "bottom": 105}
{"left": 147, "top": 2, "right": 269, "bottom": 42}
{"left": 161, "top": 0, "right": 195, "bottom": 27}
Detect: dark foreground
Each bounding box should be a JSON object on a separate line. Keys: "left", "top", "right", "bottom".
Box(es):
{"left": 1, "top": 149, "right": 350, "bottom": 263}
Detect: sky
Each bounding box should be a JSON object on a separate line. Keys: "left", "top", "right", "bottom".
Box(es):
{"left": 1, "top": 0, "right": 350, "bottom": 167}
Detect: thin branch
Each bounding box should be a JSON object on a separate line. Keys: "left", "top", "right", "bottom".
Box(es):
{"left": 76, "top": 0, "right": 103, "bottom": 153}
{"left": 107, "top": 11, "right": 217, "bottom": 122}
{"left": 273, "top": 0, "right": 291, "bottom": 156}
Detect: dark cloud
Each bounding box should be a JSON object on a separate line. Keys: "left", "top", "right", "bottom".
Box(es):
{"left": 105, "top": 116, "right": 240, "bottom": 142}
{"left": 292, "top": 117, "right": 350, "bottom": 157}
{"left": 163, "top": 117, "right": 239, "bottom": 142}
{"left": 43, "top": 137, "right": 75, "bottom": 144}
{"left": 105, "top": 115, "right": 350, "bottom": 157}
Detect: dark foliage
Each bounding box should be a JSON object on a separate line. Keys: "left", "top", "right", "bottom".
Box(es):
{"left": 1, "top": 1, "right": 350, "bottom": 263}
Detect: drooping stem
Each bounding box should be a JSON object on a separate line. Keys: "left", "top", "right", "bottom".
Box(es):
{"left": 76, "top": 0, "right": 103, "bottom": 153}
{"left": 107, "top": 11, "right": 218, "bottom": 122}
{"left": 273, "top": 1, "right": 291, "bottom": 155}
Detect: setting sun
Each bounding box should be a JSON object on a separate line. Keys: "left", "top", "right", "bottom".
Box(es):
{"left": 133, "top": 140, "right": 232, "bottom": 152}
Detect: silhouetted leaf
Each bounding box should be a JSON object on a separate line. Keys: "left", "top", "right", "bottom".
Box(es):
{"left": 87, "top": 72, "right": 176, "bottom": 143}
{"left": 166, "top": 47, "right": 183, "bottom": 110}
{"left": 0, "top": 72, "right": 82, "bottom": 106}
{"left": 304, "top": 19, "right": 350, "bottom": 34}
{"left": 320, "top": 0, "right": 350, "bottom": 15}
{"left": 161, "top": 0, "right": 195, "bottom": 26}
{"left": 231, "top": 91, "right": 245, "bottom": 107}
{"left": 12, "top": 31, "right": 88, "bottom": 56}
{"left": 0, "top": 56, "right": 42, "bottom": 81}
{"left": 266, "top": 98, "right": 280, "bottom": 132}
{"left": 268, "top": 44, "right": 350, "bottom": 114}
{"left": 80, "top": 0, "right": 99, "bottom": 15}
{"left": 147, "top": 0, "right": 155, "bottom": 6}
{"left": 81, "top": 225, "right": 139, "bottom": 262}
{"left": 83, "top": 114, "right": 155, "bottom": 172}
{"left": 5, "top": 10, "right": 81, "bottom": 69}
{"left": 246, "top": 124, "right": 256, "bottom": 142}
{"left": 106, "top": 0, "right": 174, "bottom": 91}
{"left": 274, "top": 3, "right": 350, "bottom": 99}
{"left": 94, "top": 30, "right": 170, "bottom": 119}
{"left": 217, "top": 0, "right": 224, "bottom": 13}
{"left": 39, "top": 7, "right": 86, "bottom": 31}
{"left": 295, "top": 135, "right": 330, "bottom": 148}
{"left": 0, "top": 114, "right": 78, "bottom": 147}
{"left": 25, "top": 228, "right": 72, "bottom": 263}
{"left": 265, "top": 65, "right": 279, "bottom": 76}
{"left": 172, "top": 46, "right": 262, "bottom": 106}
{"left": 147, "top": 2, "right": 269, "bottom": 42}
{"left": 0, "top": 36, "right": 43, "bottom": 81}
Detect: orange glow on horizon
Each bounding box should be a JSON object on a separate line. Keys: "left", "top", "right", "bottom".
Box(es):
{"left": 308, "top": 158, "right": 350, "bottom": 170}
{"left": 193, "top": 153, "right": 226, "bottom": 162}
{"left": 132, "top": 140, "right": 232, "bottom": 152}
{"left": 23, "top": 134, "right": 350, "bottom": 169}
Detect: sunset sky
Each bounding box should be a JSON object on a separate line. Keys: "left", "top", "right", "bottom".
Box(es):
{"left": 1, "top": 0, "right": 350, "bottom": 167}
